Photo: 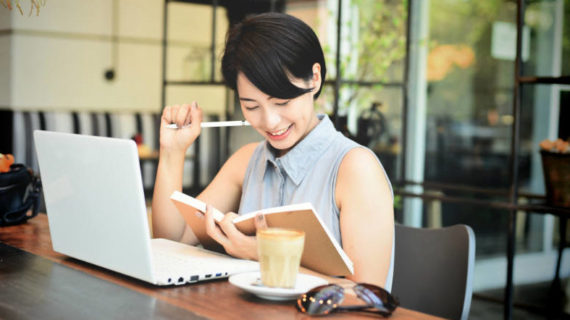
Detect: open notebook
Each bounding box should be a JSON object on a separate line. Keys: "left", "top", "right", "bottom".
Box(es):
{"left": 170, "top": 191, "right": 354, "bottom": 276}
{"left": 33, "top": 130, "right": 258, "bottom": 285}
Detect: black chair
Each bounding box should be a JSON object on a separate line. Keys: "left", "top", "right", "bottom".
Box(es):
{"left": 391, "top": 224, "right": 475, "bottom": 320}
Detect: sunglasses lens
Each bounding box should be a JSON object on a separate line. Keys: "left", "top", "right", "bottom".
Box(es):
{"left": 296, "top": 284, "right": 345, "bottom": 315}
{"left": 353, "top": 283, "right": 399, "bottom": 313}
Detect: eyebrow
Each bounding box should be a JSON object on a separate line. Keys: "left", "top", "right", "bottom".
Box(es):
{"left": 239, "top": 96, "right": 278, "bottom": 102}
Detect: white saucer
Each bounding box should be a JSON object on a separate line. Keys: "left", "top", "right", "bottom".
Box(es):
{"left": 229, "top": 271, "right": 328, "bottom": 301}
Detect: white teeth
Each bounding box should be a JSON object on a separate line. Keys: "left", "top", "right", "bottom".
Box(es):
{"left": 269, "top": 127, "right": 288, "bottom": 136}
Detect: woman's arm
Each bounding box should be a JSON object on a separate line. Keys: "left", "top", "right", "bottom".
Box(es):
{"left": 152, "top": 108, "right": 258, "bottom": 246}
{"left": 152, "top": 103, "right": 202, "bottom": 244}
{"left": 335, "top": 147, "right": 394, "bottom": 287}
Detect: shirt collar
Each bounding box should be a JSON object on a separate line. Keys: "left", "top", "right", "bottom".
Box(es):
{"left": 261, "top": 114, "right": 336, "bottom": 186}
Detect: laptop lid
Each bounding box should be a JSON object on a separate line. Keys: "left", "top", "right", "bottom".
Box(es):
{"left": 34, "top": 130, "right": 157, "bottom": 283}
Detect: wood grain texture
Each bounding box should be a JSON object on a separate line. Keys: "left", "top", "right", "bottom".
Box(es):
{"left": 0, "top": 214, "right": 443, "bottom": 320}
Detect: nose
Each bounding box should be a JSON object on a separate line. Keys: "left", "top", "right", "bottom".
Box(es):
{"left": 263, "top": 108, "right": 281, "bottom": 130}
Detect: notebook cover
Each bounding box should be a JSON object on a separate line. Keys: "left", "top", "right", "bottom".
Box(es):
{"left": 170, "top": 191, "right": 353, "bottom": 276}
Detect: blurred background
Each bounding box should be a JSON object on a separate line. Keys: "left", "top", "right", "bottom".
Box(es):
{"left": 1, "top": 0, "right": 569, "bottom": 318}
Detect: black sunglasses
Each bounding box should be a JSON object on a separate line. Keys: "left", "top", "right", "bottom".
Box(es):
{"left": 296, "top": 283, "right": 399, "bottom": 317}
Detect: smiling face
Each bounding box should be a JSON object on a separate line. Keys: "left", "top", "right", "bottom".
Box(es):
{"left": 237, "top": 64, "right": 322, "bottom": 157}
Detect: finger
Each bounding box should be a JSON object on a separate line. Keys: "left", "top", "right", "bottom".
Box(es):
{"left": 218, "top": 212, "right": 239, "bottom": 233}
{"left": 184, "top": 105, "right": 192, "bottom": 126}
{"left": 222, "top": 211, "right": 238, "bottom": 222}
{"left": 204, "top": 204, "right": 230, "bottom": 247}
{"left": 254, "top": 213, "right": 268, "bottom": 230}
{"left": 218, "top": 212, "right": 249, "bottom": 240}
{"left": 176, "top": 104, "right": 190, "bottom": 128}
{"left": 184, "top": 101, "right": 198, "bottom": 126}
{"left": 161, "top": 106, "right": 172, "bottom": 126}
{"left": 170, "top": 104, "right": 179, "bottom": 125}
{"left": 189, "top": 101, "right": 203, "bottom": 129}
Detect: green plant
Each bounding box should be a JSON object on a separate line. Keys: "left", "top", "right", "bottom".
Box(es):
{"left": 326, "top": 0, "right": 408, "bottom": 113}
{"left": 393, "top": 194, "right": 402, "bottom": 210}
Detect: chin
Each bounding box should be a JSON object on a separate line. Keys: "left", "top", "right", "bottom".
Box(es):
{"left": 267, "top": 140, "right": 295, "bottom": 153}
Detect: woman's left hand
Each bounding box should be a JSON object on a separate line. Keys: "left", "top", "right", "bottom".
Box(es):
{"left": 204, "top": 205, "right": 267, "bottom": 260}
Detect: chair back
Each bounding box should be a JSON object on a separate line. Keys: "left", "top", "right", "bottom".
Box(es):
{"left": 391, "top": 224, "right": 475, "bottom": 320}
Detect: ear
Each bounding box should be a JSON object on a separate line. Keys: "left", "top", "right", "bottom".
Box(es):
{"left": 311, "top": 63, "right": 322, "bottom": 92}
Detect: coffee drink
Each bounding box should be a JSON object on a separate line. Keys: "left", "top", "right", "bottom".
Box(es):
{"left": 257, "top": 228, "right": 305, "bottom": 288}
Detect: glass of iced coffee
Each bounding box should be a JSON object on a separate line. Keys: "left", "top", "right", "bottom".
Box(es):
{"left": 257, "top": 228, "right": 305, "bottom": 288}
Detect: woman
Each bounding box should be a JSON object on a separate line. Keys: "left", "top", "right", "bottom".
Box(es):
{"left": 152, "top": 12, "right": 394, "bottom": 289}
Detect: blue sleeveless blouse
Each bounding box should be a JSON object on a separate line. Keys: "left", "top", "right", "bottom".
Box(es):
{"left": 238, "top": 114, "right": 394, "bottom": 289}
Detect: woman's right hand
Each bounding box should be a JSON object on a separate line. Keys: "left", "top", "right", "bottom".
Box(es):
{"left": 159, "top": 102, "right": 203, "bottom": 155}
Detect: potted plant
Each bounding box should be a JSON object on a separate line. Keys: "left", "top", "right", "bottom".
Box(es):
{"left": 539, "top": 138, "right": 570, "bottom": 208}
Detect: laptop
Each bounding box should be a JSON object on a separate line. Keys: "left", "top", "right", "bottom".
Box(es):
{"left": 33, "top": 130, "right": 258, "bottom": 286}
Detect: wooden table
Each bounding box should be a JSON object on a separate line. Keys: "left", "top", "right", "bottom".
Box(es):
{"left": 0, "top": 214, "right": 443, "bottom": 319}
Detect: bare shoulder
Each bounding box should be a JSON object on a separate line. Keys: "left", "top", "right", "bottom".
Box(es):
{"left": 339, "top": 147, "right": 385, "bottom": 178}
{"left": 336, "top": 147, "right": 391, "bottom": 206}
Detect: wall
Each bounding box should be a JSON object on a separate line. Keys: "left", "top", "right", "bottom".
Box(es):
{"left": 0, "top": 0, "right": 228, "bottom": 114}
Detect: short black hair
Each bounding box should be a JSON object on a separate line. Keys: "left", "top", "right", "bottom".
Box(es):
{"left": 221, "top": 13, "right": 326, "bottom": 100}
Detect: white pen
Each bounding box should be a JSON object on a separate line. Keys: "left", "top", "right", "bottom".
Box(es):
{"left": 166, "top": 120, "right": 251, "bottom": 129}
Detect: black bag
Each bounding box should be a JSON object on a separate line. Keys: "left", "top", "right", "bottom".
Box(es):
{"left": 0, "top": 164, "right": 42, "bottom": 226}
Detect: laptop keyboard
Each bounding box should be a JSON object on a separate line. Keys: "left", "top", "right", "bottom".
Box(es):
{"left": 151, "top": 238, "right": 258, "bottom": 285}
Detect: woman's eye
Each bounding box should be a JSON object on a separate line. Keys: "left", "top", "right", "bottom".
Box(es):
{"left": 245, "top": 105, "right": 259, "bottom": 111}
{"left": 276, "top": 100, "right": 290, "bottom": 106}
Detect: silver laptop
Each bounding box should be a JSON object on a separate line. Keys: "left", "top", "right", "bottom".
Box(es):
{"left": 34, "top": 130, "right": 258, "bottom": 285}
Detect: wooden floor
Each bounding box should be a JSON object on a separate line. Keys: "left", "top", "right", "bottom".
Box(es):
{"left": 469, "top": 278, "right": 570, "bottom": 320}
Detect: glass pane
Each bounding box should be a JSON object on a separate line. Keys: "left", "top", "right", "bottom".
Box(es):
{"left": 214, "top": 7, "right": 230, "bottom": 82}
{"left": 517, "top": 82, "right": 568, "bottom": 260}
{"left": 518, "top": 84, "right": 562, "bottom": 196}
{"left": 342, "top": 0, "right": 408, "bottom": 83}
{"left": 395, "top": 198, "right": 512, "bottom": 258}
{"left": 521, "top": 0, "right": 570, "bottom": 77}
{"left": 166, "top": 45, "right": 210, "bottom": 82}
{"left": 165, "top": 85, "right": 227, "bottom": 115}
{"left": 425, "top": 0, "right": 516, "bottom": 189}
{"left": 339, "top": 84, "right": 404, "bottom": 182}
{"left": 424, "top": 0, "right": 559, "bottom": 260}
{"left": 442, "top": 200, "right": 544, "bottom": 255}
{"left": 424, "top": 0, "right": 521, "bottom": 260}
{"left": 286, "top": 0, "right": 338, "bottom": 81}
{"left": 166, "top": 3, "right": 228, "bottom": 82}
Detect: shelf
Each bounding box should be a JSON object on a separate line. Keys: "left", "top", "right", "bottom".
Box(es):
{"left": 394, "top": 180, "right": 546, "bottom": 199}
{"left": 394, "top": 189, "right": 570, "bottom": 216}
{"left": 166, "top": 0, "right": 228, "bottom": 5}
{"left": 165, "top": 0, "right": 276, "bottom": 8}
{"left": 515, "top": 202, "right": 570, "bottom": 216}
{"left": 164, "top": 80, "right": 225, "bottom": 86}
{"left": 518, "top": 76, "right": 570, "bottom": 85}
{"left": 329, "top": 79, "right": 406, "bottom": 88}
